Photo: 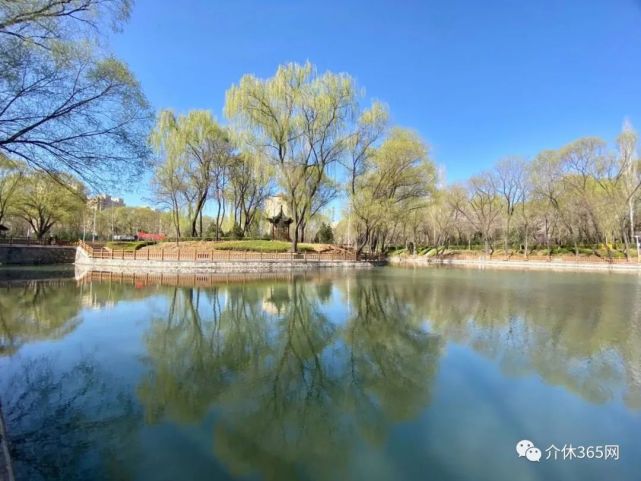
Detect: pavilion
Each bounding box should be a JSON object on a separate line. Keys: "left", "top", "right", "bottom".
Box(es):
{"left": 267, "top": 206, "right": 293, "bottom": 241}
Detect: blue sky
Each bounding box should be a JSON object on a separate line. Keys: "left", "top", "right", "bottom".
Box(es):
{"left": 111, "top": 0, "right": 641, "bottom": 206}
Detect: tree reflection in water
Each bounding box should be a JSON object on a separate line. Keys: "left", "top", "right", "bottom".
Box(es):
{"left": 1, "top": 357, "right": 140, "bottom": 481}
{"left": 0, "top": 281, "right": 82, "bottom": 355}
{"left": 138, "top": 277, "right": 443, "bottom": 481}
{"left": 0, "top": 278, "right": 170, "bottom": 356}
{"left": 2, "top": 269, "right": 640, "bottom": 480}
{"left": 365, "top": 268, "right": 641, "bottom": 409}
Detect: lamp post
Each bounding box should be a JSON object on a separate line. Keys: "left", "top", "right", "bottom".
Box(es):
{"left": 635, "top": 232, "right": 641, "bottom": 263}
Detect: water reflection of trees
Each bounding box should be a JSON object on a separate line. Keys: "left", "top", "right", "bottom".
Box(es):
{"left": 138, "top": 279, "right": 442, "bottom": 481}
{"left": 0, "top": 281, "right": 82, "bottom": 355}
{"left": 1, "top": 357, "right": 140, "bottom": 481}
{"left": 0, "top": 280, "right": 175, "bottom": 356}
{"left": 5, "top": 269, "right": 639, "bottom": 479}
{"left": 357, "top": 269, "right": 641, "bottom": 409}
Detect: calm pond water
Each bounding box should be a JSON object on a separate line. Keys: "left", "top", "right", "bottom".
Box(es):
{"left": 1, "top": 266, "right": 640, "bottom": 481}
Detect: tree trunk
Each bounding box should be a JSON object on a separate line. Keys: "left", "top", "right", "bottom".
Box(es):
{"left": 545, "top": 217, "right": 551, "bottom": 259}
{"left": 622, "top": 227, "right": 630, "bottom": 261}
{"left": 190, "top": 192, "right": 207, "bottom": 237}
{"left": 215, "top": 200, "right": 222, "bottom": 241}
{"left": 291, "top": 227, "right": 299, "bottom": 253}
{"left": 172, "top": 198, "right": 181, "bottom": 242}
{"left": 504, "top": 216, "right": 510, "bottom": 257}
{"left": 629, "top": 198, "right": 635, "bottom": 245}
{"left": 370, "top": 233, "right": 378, "bottom": 253}
{"left": 220, "top": 196, "right": 226, "bottom": 238}
{"left": 356, "top": 224, "right": 370, "bottom": 256}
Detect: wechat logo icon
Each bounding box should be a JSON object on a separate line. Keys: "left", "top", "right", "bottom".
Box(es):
{"left": 516, "top": 440, "right": 541, "bottom": 462}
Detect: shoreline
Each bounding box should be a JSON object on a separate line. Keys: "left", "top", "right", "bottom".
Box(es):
{"left": 388, "top": 255, "right": 641, "bottom": 273}
{"left": 75, "top": 248, "right": 379, "bottom": 274}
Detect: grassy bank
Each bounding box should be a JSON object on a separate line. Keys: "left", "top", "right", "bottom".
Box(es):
{"left": 144, "top": 240, "right": 324, "bottom": 253}
{"left": 105, "top": 241, "right": 154, "bottom": 251}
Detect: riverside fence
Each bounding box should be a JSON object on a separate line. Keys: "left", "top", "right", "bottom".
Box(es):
{"left": 77, "top": 240, "right": 375, "bottom": 263}
{"left": 0, "top": 237, "right": 76, "bottom": 246}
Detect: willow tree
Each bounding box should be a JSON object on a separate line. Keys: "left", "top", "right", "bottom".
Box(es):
{"left": 0, "top": 155, "right": 22, "bottom": 226}
{"left": 151, "top": 154, "right": 186, "bottom": 239}
{"left": 150, "top": 110, "right": 234, "bottom": 238}
{"left": 227, "top": 151, "right": 274, "bottom": 236}
{"left": 225, "top": 62, "right": 359, "bottom": 252}
{"left": 0, "top": 0, "right": 152, "bottom": 187}
{"left": 352, "top": 128, "right": 437, "bottom": 255}
{"left": 346, "top": 102, "right": 389, "bottom": 196}
{"left": 13, "top": 172, "right": 86, "bottom": 239}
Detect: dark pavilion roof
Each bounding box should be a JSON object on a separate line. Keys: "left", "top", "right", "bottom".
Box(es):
{"left": 267, "top": 206, "right": 293, "bottom": 225}
{"left": 0, "top": 224, "right": 8, "bottom": 231}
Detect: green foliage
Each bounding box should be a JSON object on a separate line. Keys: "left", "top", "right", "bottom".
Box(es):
{"left": 351, "top": 128, "right": 437, "bottom": 253}
{"left": 150, "top": 110, "right": 234, "bottom": 238}
{"left": 205, "top": 222, "right": 225, "bottom": 239}
{"left": 225, "top": 62, "right": 377, "bottom": 251}
{"left": 314, "top": 223, "right": 334, "bottom": 243}
{"left": 152, "top": 239, "right": 318, "bottom": 252}
{"left": 210, "top": 240, "right": 316, "bottom": 253}
{"left": 0, "top": 0, "right": 152, "bottom": 186}
{"left": 105, "top": 241, "right": 153, "bottom": 251}
{"left": 387, "top": 247, "right": 407, "bottom": 257}
{"left": 0, "top": 156, "right": 23, "bottom": 224}
{"left": 230, "top": 223, "right": 245, "bottom": 240}
{"left": 12, "top": 172, "right": 85, "bottom": 239}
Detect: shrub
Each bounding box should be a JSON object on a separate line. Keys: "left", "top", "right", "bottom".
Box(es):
{"left": 230, "top": 223, "right": 245, "bottom": 240}
{"left": 105, "top": 241, "right": 153, "bottom": 251}
{"left": 313, "top": 223, "right": 334, "bottom": 243}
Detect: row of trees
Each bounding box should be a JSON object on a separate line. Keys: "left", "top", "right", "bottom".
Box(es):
{"left": 0, "top": 158, "right": 86, "bottom": 238}
{"left": 150, "top": 110, "right": 272, "bottom": 239}
{"left": 0, "top": 156, "right": 169, "bottom": 240}
{"left": 1, "top": 3, "right": 638, "bottom": 253}
{"left": 0, "top": 1, "right": 152, "bottom": 239}
{"left": 149, "top": 62, "right": 435, "bottom": 251}
{"left": 0, "top": 1, "right": 469, "bottom": 252}
{"left": 351, "top": 124, "right": 639, "bottom": 259}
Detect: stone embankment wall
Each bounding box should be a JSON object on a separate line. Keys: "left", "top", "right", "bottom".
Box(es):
{"left": 0, "top": 245, "right": 77, "bottom": 265}
{"left": 75, "top": 247, "right": 376, "bottom": 273}
{"left": 389, "top": 255, "right": 641, "bottom": 272}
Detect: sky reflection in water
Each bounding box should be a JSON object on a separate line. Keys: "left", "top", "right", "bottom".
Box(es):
{"left": 1, "top": 267, "right": 640, "bottom": 481}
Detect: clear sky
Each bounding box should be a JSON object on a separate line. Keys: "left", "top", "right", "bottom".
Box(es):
{"left": 110, "top": 0, "right": 641, "bottom": 206}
